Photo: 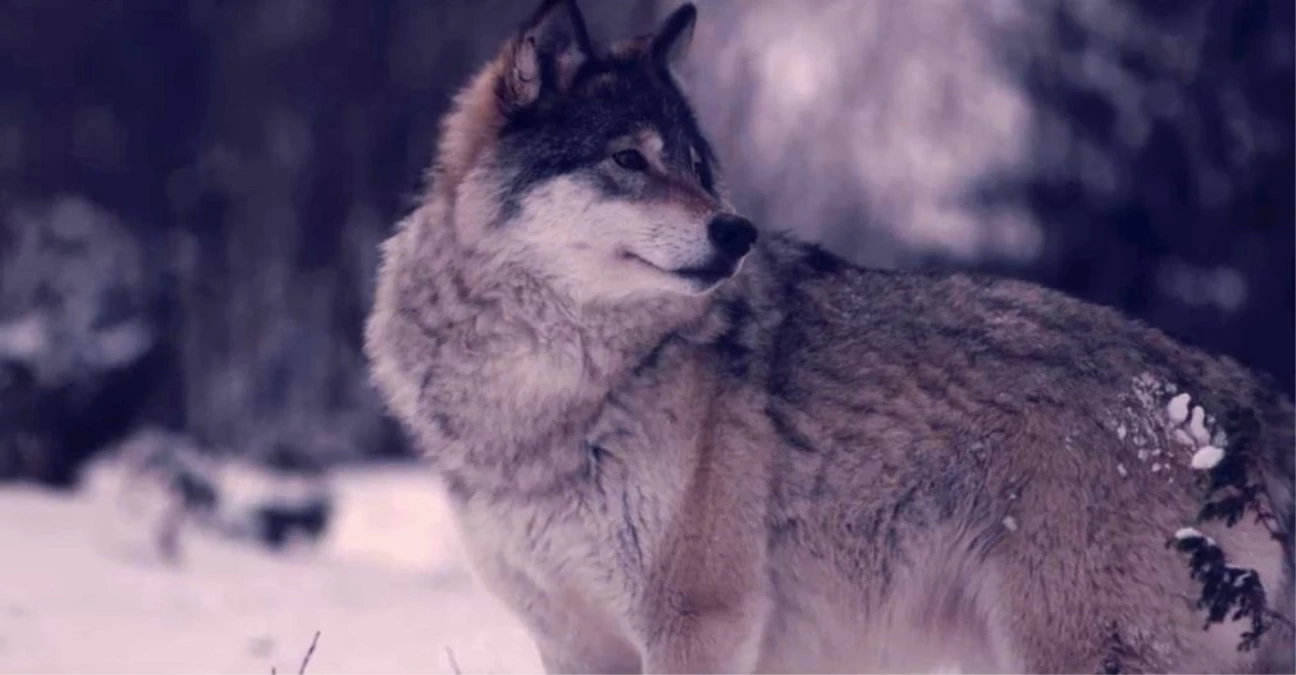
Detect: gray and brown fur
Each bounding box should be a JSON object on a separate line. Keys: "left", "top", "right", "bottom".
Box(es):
{"left": 364, "top": 1, "right": 1295, "bottom": 672}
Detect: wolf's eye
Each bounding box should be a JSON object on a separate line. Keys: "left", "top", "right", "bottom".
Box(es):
{"left": 693, "top": 154, "right": 713, "bottom": 192}
{"left": 613, "top": 149, "right": 649, "bottom": 172}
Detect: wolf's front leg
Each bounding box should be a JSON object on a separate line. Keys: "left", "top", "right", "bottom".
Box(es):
{"left": 535, "top": 636, "right": 641, "bottom": 675}
{"left": 639, "top": 601, "right": 767, "bottom": 674}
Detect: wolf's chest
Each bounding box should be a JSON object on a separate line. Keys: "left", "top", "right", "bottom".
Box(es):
{"left": 454, "top": 371, "right": 707, "bottom": 596}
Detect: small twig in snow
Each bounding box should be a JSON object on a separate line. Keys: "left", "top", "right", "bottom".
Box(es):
{"left": 445, "top": 646, "right": 463, "bottom": 675}
{"left": 298, "top": 631, "right": 321, "bottom": 675}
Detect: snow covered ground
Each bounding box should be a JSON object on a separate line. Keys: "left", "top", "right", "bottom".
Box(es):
{"left": 0, "top": 462, "right": 542, "bottom": 674}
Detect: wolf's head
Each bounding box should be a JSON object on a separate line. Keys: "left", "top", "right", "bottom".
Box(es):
{"left": 433, "top": 0, "right": 755, "bottom": 304}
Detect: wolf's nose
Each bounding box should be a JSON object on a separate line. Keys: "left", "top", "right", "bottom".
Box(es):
{"left": 708, "top": 214, "right": 758, "bottom": 259}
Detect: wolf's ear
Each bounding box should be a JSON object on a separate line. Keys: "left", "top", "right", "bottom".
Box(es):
{"left": 651, "top": 3, "right": 697, "bottom": 68}
{"left": 503, "top": 0, "right": 594, "bottom": 110}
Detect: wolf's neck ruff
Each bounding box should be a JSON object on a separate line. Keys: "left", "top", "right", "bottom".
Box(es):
{"left": 369, "top": 185, "right": 723, "bottom": 496}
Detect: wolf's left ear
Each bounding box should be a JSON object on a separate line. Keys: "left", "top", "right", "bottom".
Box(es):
{"left": 651, "top": 3, "right": 697, "bottom": 67}
{"left": 503, "top": 0, "right": 594, "bottom": 110}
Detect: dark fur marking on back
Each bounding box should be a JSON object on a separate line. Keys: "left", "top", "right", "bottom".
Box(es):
{"left": 766, "top": 353, "right": 804, "bottom": 405}
{"left": 712, "top": 298, "right": 753, "bottom": 376}
{"left": 802, "top": 243, "right": 844, "bottom": 276}
{"left": 767, "top": 405, "right": 817, "bottom": 454}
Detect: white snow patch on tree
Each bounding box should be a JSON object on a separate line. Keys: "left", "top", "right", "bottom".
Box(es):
{"left": 1226, "top": 566, "right": 1257, "bottom": 587}
{"left": 1166, "top": 393, "right": 1191, "bottom": 425}
{"left": 1188, "top": 406, "right": 1211, "bottom": 445}
{"left": 1174, "top": 527, "right": 1212, "bottom": 544}
{"left": 1191, "top": 445, "right": 1225, "bottom": 470}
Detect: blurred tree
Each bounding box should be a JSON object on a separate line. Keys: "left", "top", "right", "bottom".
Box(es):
{"left": 0, "top": 0, "right": 1289, "bottom": 488}
{"left": 0, "top": 0, "right": 651, "bottom": 484}
{"left": 976, "top": 0, "right": 1294, "bottom": 393}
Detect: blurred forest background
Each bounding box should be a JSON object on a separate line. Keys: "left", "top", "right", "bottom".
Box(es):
{"left": 0, "top": 0, "right": 1291, "bottom": 489}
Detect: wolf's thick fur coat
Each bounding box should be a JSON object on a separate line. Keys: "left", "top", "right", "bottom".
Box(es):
{"left": 365, "top": 1, "right": 1295, "bottom": 672}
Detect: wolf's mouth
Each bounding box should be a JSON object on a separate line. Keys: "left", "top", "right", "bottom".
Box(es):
{"left": 620, "top": 251, "right": 741, "bottom": 287}
{"left": 671, "top": 258, "right": 739, "bottom": 286}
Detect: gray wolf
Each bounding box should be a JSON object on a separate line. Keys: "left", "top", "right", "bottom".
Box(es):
{"left": 364, "top": 1, "right": 1294, "bottom": 671}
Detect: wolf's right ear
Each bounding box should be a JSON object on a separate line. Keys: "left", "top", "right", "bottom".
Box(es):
{"left": 651, "top": 3, "right": 697, "bottom": 68}
{"left": 502, "top": 0, "right": 594, "bottom": 111}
